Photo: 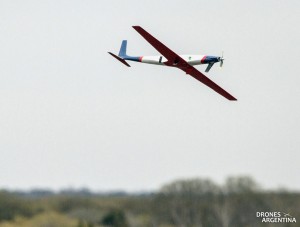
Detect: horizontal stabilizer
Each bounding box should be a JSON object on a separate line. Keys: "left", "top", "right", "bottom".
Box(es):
{"left": 108, "top": 52, "right": 130, "bottom": 67}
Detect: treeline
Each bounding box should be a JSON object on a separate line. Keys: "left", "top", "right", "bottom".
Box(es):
{"left": 12, "top": 188, "right": 130, "bottom": 198}
{"left": 0, "top": 176, "right": 299, "bottom": 227}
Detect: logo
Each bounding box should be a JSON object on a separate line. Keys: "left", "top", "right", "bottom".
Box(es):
{"left": 256, "top": 212, "right": 296, "bottom": 223}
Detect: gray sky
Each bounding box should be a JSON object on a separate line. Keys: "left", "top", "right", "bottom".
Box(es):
{"left": 0, "top": 0, "right": 299, "bottom": 192}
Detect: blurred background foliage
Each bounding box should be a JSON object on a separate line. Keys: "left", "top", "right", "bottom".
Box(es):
{"left": 0, "top": 176, "right": 299, "bottom": 227}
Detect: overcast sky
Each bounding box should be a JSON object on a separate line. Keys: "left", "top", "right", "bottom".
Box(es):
{"left": 0, "top": 0, "right": 299, "bottom": 192}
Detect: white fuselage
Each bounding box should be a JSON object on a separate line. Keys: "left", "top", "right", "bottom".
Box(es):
{"left": 140, "top": 55, "right": 206, "bottom": 66}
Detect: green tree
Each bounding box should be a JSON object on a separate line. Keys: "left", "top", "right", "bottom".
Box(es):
{"left": 101, "top": 209, "right": 129, "bottom": 227}
{"left": 0, "top": 191, "right": 35, "bottom": 221}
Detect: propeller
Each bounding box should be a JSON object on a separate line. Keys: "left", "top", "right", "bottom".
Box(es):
{"left": 220, "top": 51, "right": 224, "bottom": 67}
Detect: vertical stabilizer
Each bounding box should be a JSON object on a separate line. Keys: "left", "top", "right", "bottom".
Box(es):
{"left": 118, "top": 40, "right": 128, "bottom": 57}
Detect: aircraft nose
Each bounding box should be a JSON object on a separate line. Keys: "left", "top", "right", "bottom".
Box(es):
{"left": 215, "top": 56, "right": 222, "bottom": 62}
{"left": 202, "top": 56, "right": 220, "bottom": 64}
{"left": 208, "top": 56, "right": 219, "bottom": 63}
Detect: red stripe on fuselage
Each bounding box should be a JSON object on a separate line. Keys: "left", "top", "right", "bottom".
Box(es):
{"left": 201, "top": 55, "right": 207, "bottom": 64}
{"left": 139, "top": 56, "right": 143, "bottom": 62}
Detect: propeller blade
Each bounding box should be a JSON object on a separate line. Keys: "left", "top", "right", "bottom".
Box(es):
{"left": 220, "top": 51, "right": 224, "bottom": 67}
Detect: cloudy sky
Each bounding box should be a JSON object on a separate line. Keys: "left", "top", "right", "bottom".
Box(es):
{"left": 0, "top": 0, "right": 299, "bottom": 192}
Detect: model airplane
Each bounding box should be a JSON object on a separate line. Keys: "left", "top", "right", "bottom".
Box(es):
{"left": 108, "top": 26, "right": 237, "bottom": 101}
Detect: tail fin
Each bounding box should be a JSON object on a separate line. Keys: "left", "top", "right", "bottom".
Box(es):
{"left": 118, "top": 40, "right": 128, "bottom": 57}
{"left": 108, "top": 40, "right": 130, "bottom": 67}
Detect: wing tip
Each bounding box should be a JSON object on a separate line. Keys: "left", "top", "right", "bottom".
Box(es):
{"left": 226, "top": 94, "right": 237, "bottom": 101}
{"left": 132, "top": 25, "right": 142, "bottom": 31}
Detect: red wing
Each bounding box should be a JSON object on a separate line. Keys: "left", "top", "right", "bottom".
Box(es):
{"left": 132, "top": 26, "right": 237, "bottom": 101}
{"left": 184, "top": 67, "right": 237, "bottom": 101}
